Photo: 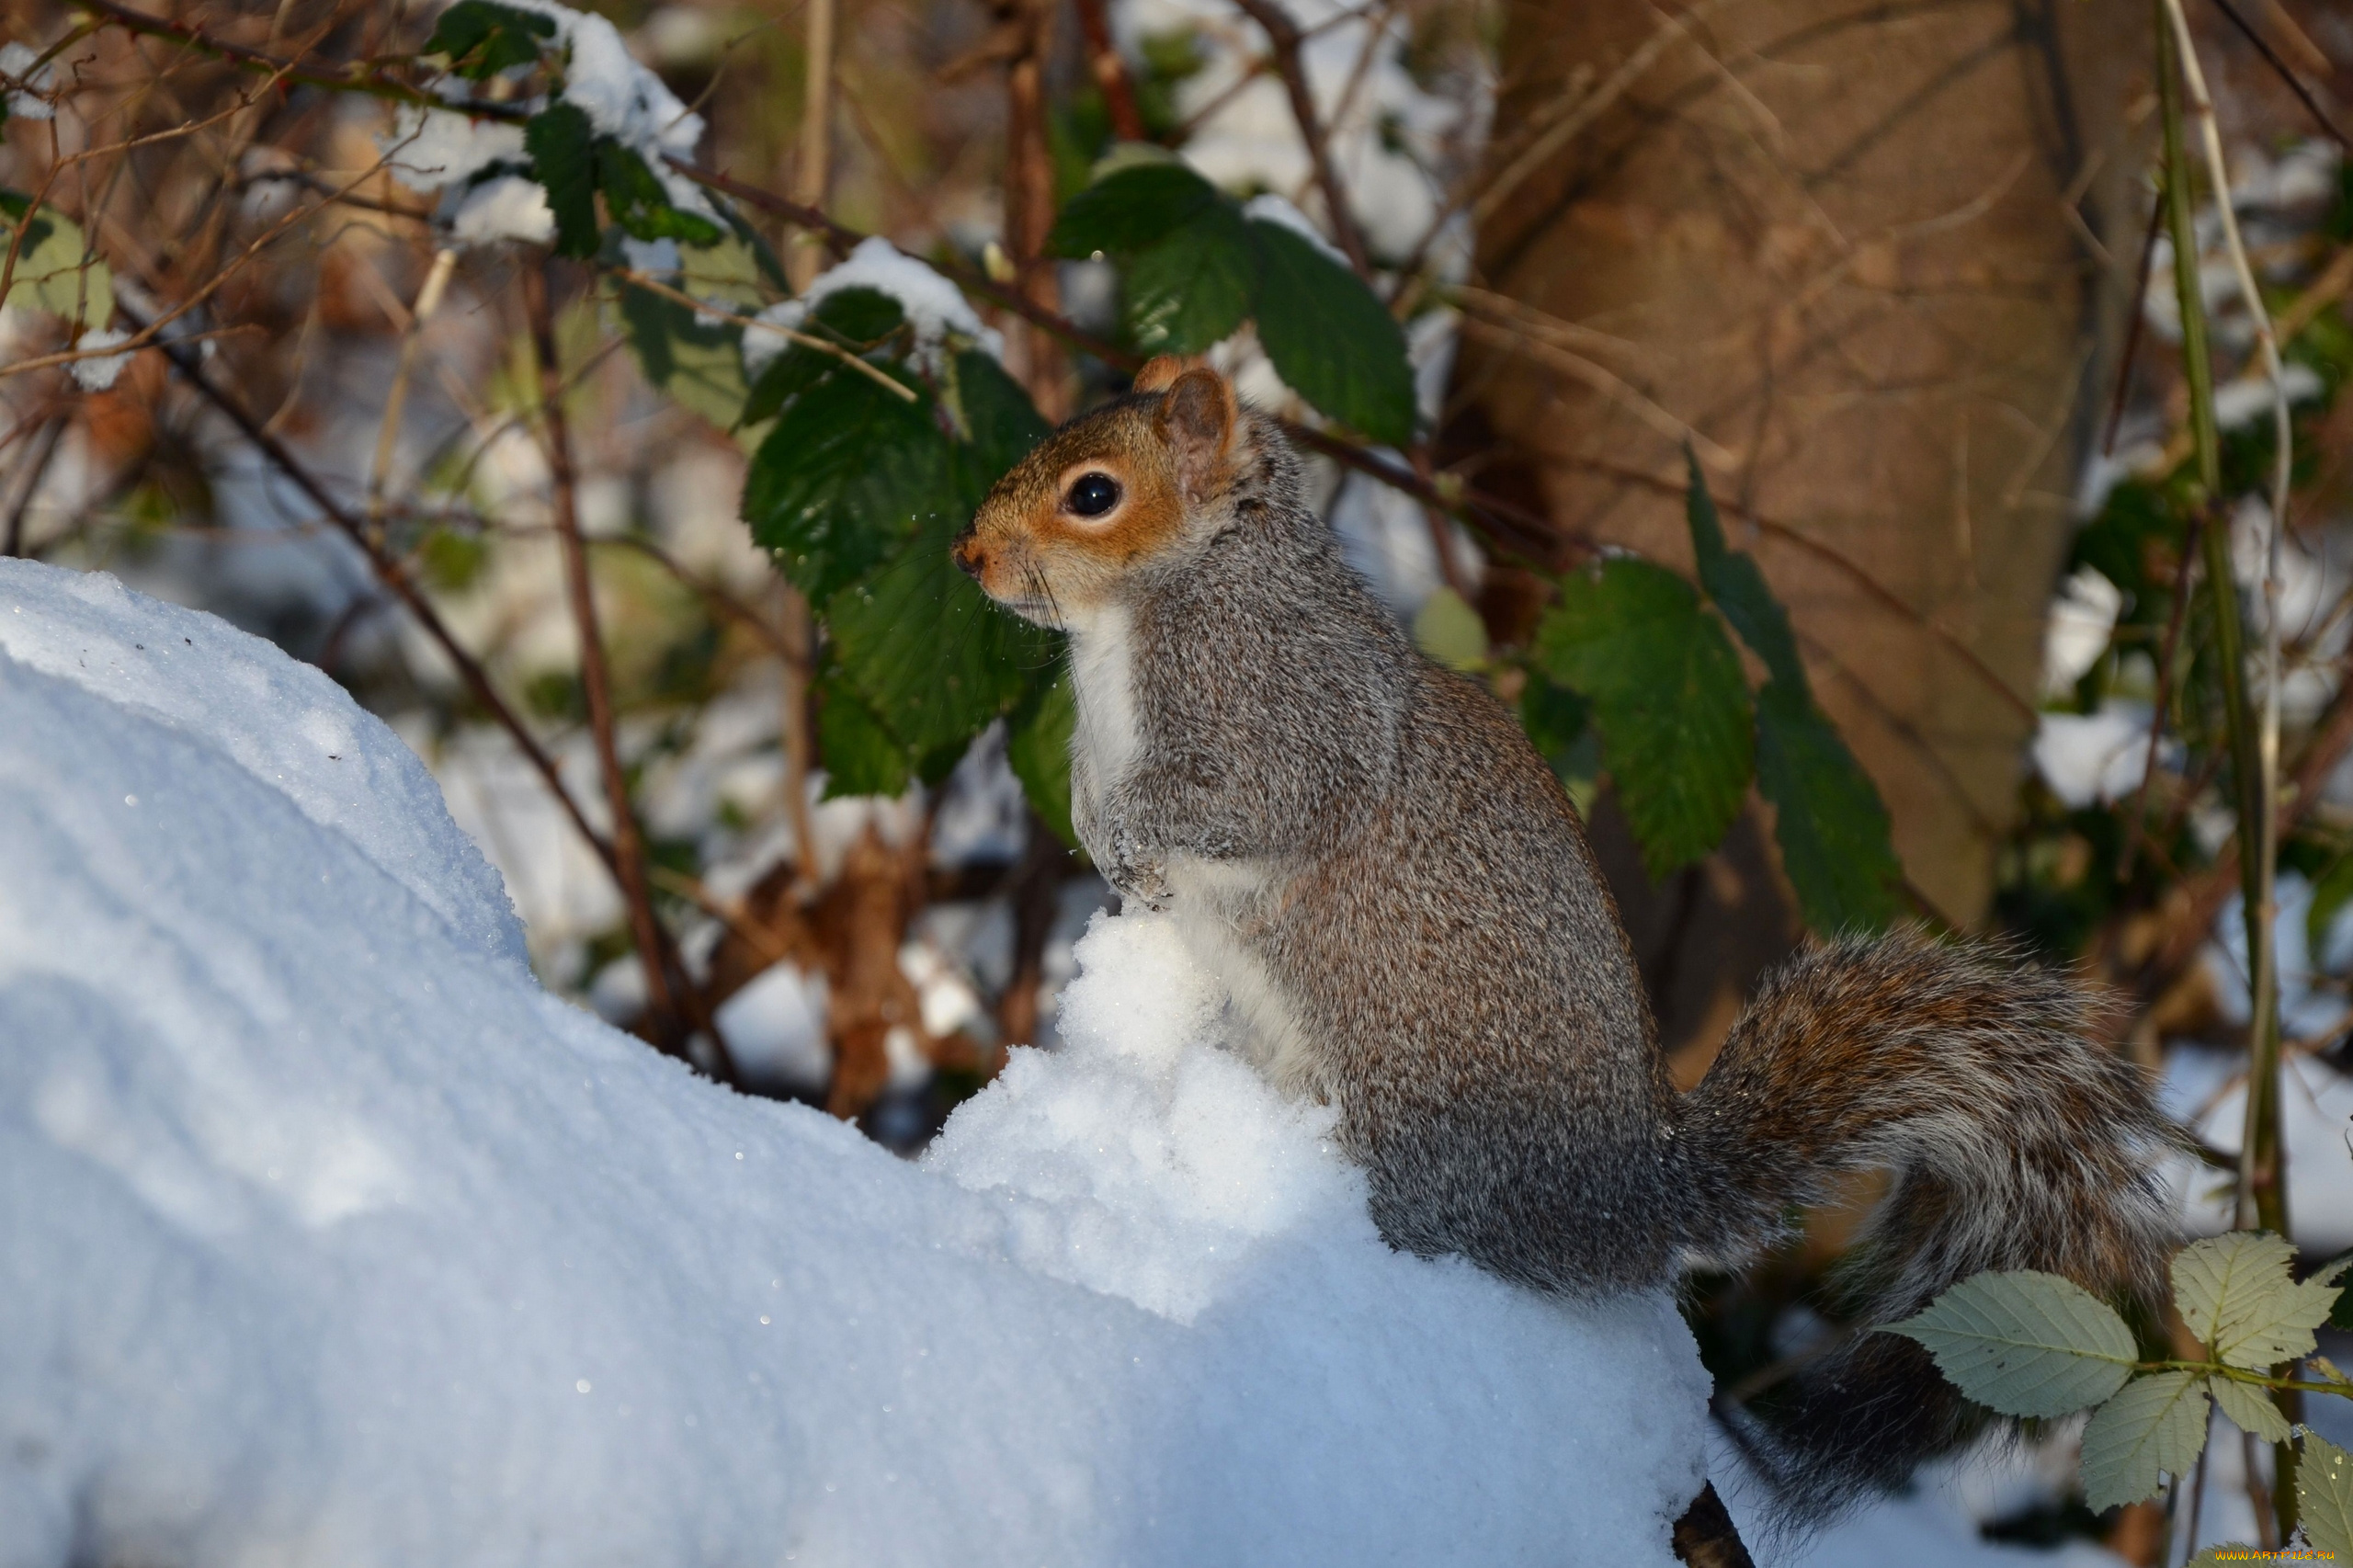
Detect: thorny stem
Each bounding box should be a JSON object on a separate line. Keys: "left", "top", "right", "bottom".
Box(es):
{"left": 1226, "top": 0, "right": 1374, "bottom": 278}
{"left": 2157, "top": 1, "right": 2297, "bottom": 1531}
{"left": 522, "top": 266, "right": 685, "bottom": 1051}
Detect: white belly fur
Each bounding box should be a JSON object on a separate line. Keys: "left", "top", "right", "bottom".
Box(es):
{"left": 1067, "top": 608, "right": 1322, "bottom": 1102}
{"left": 1066, "top": 603, "right": 1140, "bottom": 792}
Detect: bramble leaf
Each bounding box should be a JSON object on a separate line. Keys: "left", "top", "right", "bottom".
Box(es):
{"left": 616, "top": 278, "right": 748, "bottom": 433}
{"left": 1883, "top": 1269, "right": 2137, "bottom": 1418}
{"left": 1048, "top": 160, "right": 1220, "bottom": 256}
{"left": 595, "top": 141, "right": 722, "bottom": 247}
{"left": 1007, "top": 670, "right": 1078, "bottom": 850}
{"left": 2079, "top": 1371, "right": 2211, "bottom": 1512}
{"left": 1684, "top": 449, "right": 1802, "bottom": 689}
{"left": 814, "top": 673, "right": 910, "bottom": 801}
{"left": 1123, "top": 204, "right": 1255, "bottom": 356}
{"left": 824, "top": 501, "right": 1056, "bottom": 759}
{"left": 0, "top": 199, "right": 111, "bottom": 327}
{"left": 424, "top": 0, "right": 554, "bottom": 79}
{"left": 1755, "top": 679, "right": 1902, "bottom": 936}
{"left": 524, "top": 103, "right": 597, "bottom": 258}
{"left": 741, "top": 366, "right": 946, "bottom": 603}
{"left": 2174, "top": 1231, "right": 2350, "bottom": 1369}
{"left": 2302, "top": 1431, "right": 2353, "bottom": 1562}
{"left": 1248, "top": 216, "right": 1414, "bottom": 445}
{"left": 1413, "top": 586, "right": 1487, "bottom": 671}
{"left": 1535, "top": 559, "right": 1752, "bottom": 878}
{"left": 2209, "top": 1375, "right": 2290, "bottom": 1442}
{"left": 947, "top": 348, "right": 1050, "bottom": 479}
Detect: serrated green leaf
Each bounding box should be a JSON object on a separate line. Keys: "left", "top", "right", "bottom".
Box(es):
{"left": 809, "top": 286, "right": 908, "bottom": 345}
{"left": 947, "top": 348, "right": 1050, "bottom": 478}
{"left": 1048, "top": 160, "right": 1220, "bottom": 256}
{"left": 1684, "top": 449, "right": 1802, "bottom": 690}
{"left": 824, "top": 499, "right": 1058, "bottom": 758}
{"left": 1247, "top": 217, "right": 1415, "bottom": 445}
{"left": 741, "top": 368, "right": 946, "bottom": 603}
{"left": 0, "top": 203, "right": 111, "bottom": 327}
{"left": 2079, "top": 1371, "right": 2211, "bottom": 1512}
{"left": 595, "top": 140, "right": 722, "bottom": 247}
{"left": 1883, "top": 1269, "right": 2138, "bottom": 1418}
{"left": 425, "top": 0, "right": 554, "bottom": 78}
{"left": 1534, "top": 559, "right": 1752, "bottom": 878}
{"left": 616, "top": 277, "right": 748, "bottom": 432}
{"left": 1413, "top": 586, "right": 1487, "bottom": 671}
{"left": 814, "top": 673, "right": 911, "bottom": 800}
{"left": 1007, "top": 669, "right": 1078, "bottom": 850}
{"left": 2301, "top": 1431, "right": 2353, "bottom": 1562}
{"left": 524, "top": 103, "right": 597, "bottom": 258}
{"left": 1123, "top": 204, "right": 1256, "bottom": 356}
{"left": 2174, "top": 1231, "right": 2349, "bottom": 1369}
{"left": 1755, "top": 679, "right": 1902, "bottom": 935}
{"left": 2210, "top": 1375, "right": 2292, "bottom": 1442}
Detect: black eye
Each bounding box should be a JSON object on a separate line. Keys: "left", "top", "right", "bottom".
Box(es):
{"left": 1067, "top": 472, "right": 1121, "bottom": 517}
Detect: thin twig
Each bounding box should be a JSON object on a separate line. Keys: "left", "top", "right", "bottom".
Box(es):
{"left": 2203, "top": 0, "right": 2350, "bottom": 153}
{"left": 2104, "top": 189, "right": 2168, "bottom": 456}
{"left": 524, "top": 265, "right": 687, "bottom": 1047}
{"left": 1072, "top": 0, "right": 1146, "bottom": 142}
{"left": 2120, "top": 510, "right": 2204, "bottom": 883}
{"left": 367, "top": 247, "right": 456, "bottom": 528}
{"left": 607, "top": 267, "right": 916, "bottom": 401}
{"left": 1226, "top": 0, "right": 1374, "bottom": 276}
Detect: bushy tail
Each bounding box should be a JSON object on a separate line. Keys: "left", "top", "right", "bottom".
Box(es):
{"left": 1673, "top": 933, "right": 2177, "bottom": 1520}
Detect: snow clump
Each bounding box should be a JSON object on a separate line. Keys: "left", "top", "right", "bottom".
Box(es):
{"left": 742, "top": 235, "right": 1006, "bottom": 381}
{"left": 0, "top": 557, "right": 1716, "bottom": 1565}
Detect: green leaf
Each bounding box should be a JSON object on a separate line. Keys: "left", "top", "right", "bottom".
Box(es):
{"left": 2174, "top": 1231, "right": 2351, "bottom": 1369}
{"left": 824, "top": 504, "right": 1059, "bottom": 758}
{"left": 1882, "top": 1269, "right": 2138, "bottom": 1418}
{"left": 1123, "top": 203, "right": 1256, "bottom": 356}
{"left": 2079, "top": 1371, "right": 2211, "bottom": 1512}
{"left": 424, "top": 0, "right": 554, "bottom": 78}
{"left": 595, "top": 140, "right": 723, "bottom": 247}
{"left": 741, "top": 367, "right": 947, "bottom": 603}
{"left": 524, "top": 103, "right": 597, "bottom": 259}
{"left": 1755, "top": 680, "right": 1902, "bottom": 935}
{"left": 1413, "top": 586, "right": 1488, "bottom": 671}
{"left": 1534, "top": 560, "right": 1753, "bottom": 879}
{"left": 616, "top": 277, "right": 749, "bottom": 432}
{"left": 1048, "top": 160, "right": 1221, "bottom": 256}
{"left": 1006, "top": 669, "right": 1078, "bottom": 849}
{"left": 815, "top": 674, "right": 911, "bottom": 800}
{"left": 2310, "top": 853, "right": 2353, "bottom": 968}
{"left": 1683, "top": 449, "right": 1802, "bottom": 690}
{"left": 2209, "top": 1375, "right": 2291, "bottom": 1442}
{"left": 0, "top": 202, "right": 111, "bottom": 327}
{"left": 1247, "top": 216, "right": 1415, "bottom": 445}
{"left": 1683, "top": 453, "right": 1899, "bottom": 934}
{"left": 947, "top": 348, "right": 1050, "bottom": 478}
{"left": 2301, "top": 1431, "right": 2353, "bottom": 1562}
{"left": 808, "top": 287, "right": 909, "bottom": 345}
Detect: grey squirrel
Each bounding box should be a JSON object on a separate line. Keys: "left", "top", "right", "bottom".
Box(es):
{"left": 952, "top": 358, "right": 2177, "bottom": 1519}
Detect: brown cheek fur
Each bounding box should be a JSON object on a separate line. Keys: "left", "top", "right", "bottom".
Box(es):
{"left": 969, "top": 398, "right": 1195, "bottom": 609}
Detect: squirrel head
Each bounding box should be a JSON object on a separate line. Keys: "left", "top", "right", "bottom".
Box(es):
{"left": 954, "top": 357, "right": 1245, "bottom": 629}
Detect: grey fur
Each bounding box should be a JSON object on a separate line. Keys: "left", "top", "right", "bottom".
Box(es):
{"left": 1051, "top": 415, "right": 2176, "bottom": 1517}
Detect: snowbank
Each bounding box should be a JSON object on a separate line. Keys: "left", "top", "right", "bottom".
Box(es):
{"left": 0, "top": 559, "right": 1712, "bottom": 1565}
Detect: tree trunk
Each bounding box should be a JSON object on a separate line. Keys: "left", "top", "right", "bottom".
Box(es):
{"left": 1450, "top": 0, "right": 2146, "bottom": 1035}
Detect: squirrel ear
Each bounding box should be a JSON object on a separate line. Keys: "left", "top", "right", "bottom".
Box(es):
{"left": 1154, "top": 366, "right": 1237, "bottom": 500}
{"left": 1132, "top": 356, "right": 1188, "bottom": 393}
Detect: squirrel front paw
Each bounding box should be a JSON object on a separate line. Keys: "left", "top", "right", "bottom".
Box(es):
{"left": 1105, "top": 823, "right": 1172, "bottom": 912}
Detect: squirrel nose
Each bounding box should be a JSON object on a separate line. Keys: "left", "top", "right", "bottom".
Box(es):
{"left": 952, "top": 531, "right": 986, "bottom": 583}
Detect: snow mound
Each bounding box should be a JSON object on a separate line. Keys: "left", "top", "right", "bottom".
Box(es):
{"left": 0, "top": 562, "right": 1712, "bottom": 1566}
{"left": 744, "top": 236, "right": 1006, "bottom": 380}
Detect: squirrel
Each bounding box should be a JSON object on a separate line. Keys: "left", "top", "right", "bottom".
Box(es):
{"left": 951, "top": 357, "right": 2177, "bottom": 1520}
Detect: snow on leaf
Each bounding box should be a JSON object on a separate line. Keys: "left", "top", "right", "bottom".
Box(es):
{"left": 2079, "top": 1371, "right": 2211, "bottom": 1512}
{"left": 2300, "top": 1431, "right": 2353, "bottom": 1562}
{"left": 2173, "top": 1231, "right": 2349, "bottom": 1369}
{"left": 1882, "top": 1269, "right": 2137, "bottom": 1418}
{"left": 424, "top": 0, "right": 555, "bottom": 79}
{"left": 2209, "top": 1375, "right": 2290, "bottom": 1443}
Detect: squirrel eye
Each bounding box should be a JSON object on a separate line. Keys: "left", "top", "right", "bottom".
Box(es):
{"left": 1066, "top": 472, "right": 1121, "bottom": 518}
